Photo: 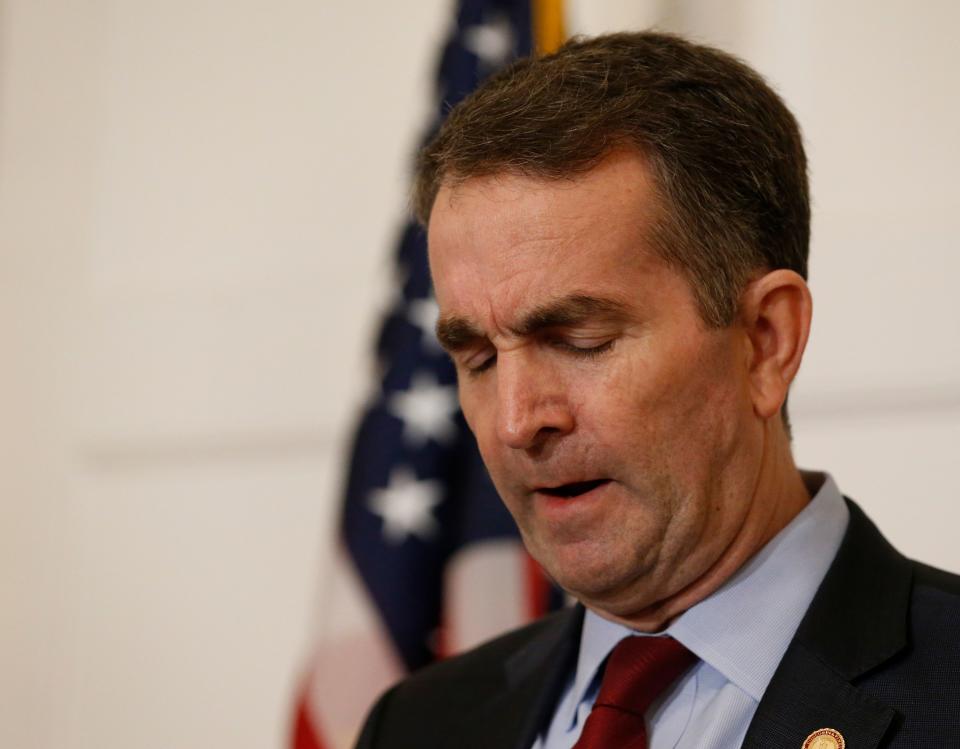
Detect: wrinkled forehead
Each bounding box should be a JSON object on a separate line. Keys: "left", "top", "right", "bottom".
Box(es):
{"left": 430, "top": 150, "right": 659, "bottom": 231}
{"left": 427, "top": 153, "right": 662, "bottom": 300}
{"left": 425, "top": 155, "right": 685, "bottom": 336}
{"left": 429, "top": 173, "right": 598, "bottom": 252}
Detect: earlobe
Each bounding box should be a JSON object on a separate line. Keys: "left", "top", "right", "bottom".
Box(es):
{"left": 740, "top": 270, "right": 812, "bottom": 420}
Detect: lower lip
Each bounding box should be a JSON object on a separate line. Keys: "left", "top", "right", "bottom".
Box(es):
{"left": 533, "top": 480, "right": 613, "bottom": 516}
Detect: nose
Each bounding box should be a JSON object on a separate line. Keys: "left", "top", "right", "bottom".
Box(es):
{"left": 495, "top": 352, "right": 574, "bottom": 450}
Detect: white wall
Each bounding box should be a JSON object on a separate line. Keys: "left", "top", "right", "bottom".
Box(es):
{"left": 1, "top": 1, "right": 957, "bottom": 747}
{"left": 0, "top": 1, "right": 449, "bottom": 747}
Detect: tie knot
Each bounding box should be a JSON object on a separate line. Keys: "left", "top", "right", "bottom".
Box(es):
{"left": 595, "top": 636, "right": 696, "bottom": 717}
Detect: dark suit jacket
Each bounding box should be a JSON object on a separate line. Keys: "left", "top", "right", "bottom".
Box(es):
{"left": 356, "top": 501, "right": 960, "bottom": 748}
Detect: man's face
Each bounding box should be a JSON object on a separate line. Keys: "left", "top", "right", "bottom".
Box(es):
{"left": 428, "top": 150, "right": 763, "bottom": 622}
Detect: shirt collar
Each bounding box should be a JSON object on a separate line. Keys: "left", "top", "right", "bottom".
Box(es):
{"left": 563, "top": 471, "right": 849, "bottom": 727}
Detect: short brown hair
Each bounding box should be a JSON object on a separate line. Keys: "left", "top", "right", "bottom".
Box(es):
{"left": 414, "top": 31, "right": 809, "bottom": 328}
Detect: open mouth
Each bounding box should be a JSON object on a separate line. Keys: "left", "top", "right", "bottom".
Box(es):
{"left": 538, "top": 479, "right": 611, "bottom": 498}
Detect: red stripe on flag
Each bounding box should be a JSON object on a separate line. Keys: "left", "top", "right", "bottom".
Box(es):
{"left": 524, "top": 552, "right": 552, "bottom": 619}
{"left": 291, "top": 690, "right": 325, "bottom": 749}
{"left": 434, "top": 612, "right": 450, "bottom": 661}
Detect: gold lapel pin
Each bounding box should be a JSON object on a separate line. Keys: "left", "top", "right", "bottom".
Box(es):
{"left": 802, "top": 728, "right": 845, "bottom": 749}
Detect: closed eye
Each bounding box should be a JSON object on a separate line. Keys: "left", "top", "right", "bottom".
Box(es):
{"left": 469, "top": 354, "right": 497, "bottom": 375}
{"left": 552, "top": 339, "right": 616, "bottom": 358}
{"left": 460, "top": 338, "right": 615, "bottom": 378}
{"left": 461, "top": 349, "right": 497, "bottom": 377}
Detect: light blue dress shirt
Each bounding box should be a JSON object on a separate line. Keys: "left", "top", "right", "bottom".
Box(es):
{"left": 532, "top": 472, "right": 850, "bottom": 749}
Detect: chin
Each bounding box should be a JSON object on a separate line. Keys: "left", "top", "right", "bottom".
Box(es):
{"left": 536, "top": 540, "right": 652, "bottom": 605}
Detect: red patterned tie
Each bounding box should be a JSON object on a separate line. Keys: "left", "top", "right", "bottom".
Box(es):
{"left": 572, "top": 636, "right": 697, "bottom": 749}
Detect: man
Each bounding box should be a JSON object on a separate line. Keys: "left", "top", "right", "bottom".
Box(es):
{"left": 356, "top": 32, "right": 960, "bottom": 748}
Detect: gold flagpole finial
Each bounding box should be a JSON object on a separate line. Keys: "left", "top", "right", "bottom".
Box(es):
{"left": 532, "top": 0, "right": 566, "bottom": 55}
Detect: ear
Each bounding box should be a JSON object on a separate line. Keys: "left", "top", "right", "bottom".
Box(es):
{"left": 739, "top": 270, "right": 812, "bottom": 420}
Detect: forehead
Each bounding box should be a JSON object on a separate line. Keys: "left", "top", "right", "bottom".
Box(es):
{"left": 426, "top": 150, "right": 668, "bottom": 323}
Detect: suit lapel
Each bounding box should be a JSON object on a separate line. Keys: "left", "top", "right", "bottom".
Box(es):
{"left": 741, "top": 643, "right": 897, "bottom": 748}
{"left": 455, "top": 606, "right": 583, "bottom": 749}
{"left": 742, "top": 500, "right": 912, "bottom": 749}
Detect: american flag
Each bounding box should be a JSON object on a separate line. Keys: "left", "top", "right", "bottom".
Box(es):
{"left": 291, "top": 2, "right": 566, "bottom": 748}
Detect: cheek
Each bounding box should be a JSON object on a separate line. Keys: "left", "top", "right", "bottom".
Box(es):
{"left": 459, "top": 385, "right": 510, "bottom": 477}
{"left": 457, "top": 375, "right": 491, "bottom": 432}
{"left": 590, "top": 337, "right": 744, "bottom": 463}
{"left": 663, "top": 347, "right": 750, "bottom": 485}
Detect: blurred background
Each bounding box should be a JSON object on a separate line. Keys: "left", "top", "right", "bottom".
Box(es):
{"left": 2, "top": 1, "right": 958, "bottom": 747}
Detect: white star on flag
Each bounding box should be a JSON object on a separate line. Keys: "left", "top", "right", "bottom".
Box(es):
{"left": 367, "top": 468, "right": 443, "bottom": 544}
{"left": 388, "top": 372, "right": 459, "bottom": 447}
{"left": 463, "top": 15, "right": 514, "bottom": 68}
{"left": 408, "top": 296, "right": 441, "bottom": 351}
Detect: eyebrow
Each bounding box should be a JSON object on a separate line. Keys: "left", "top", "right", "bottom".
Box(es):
{"left": 435, "top": 294, "right": 630, "bottom": 353}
